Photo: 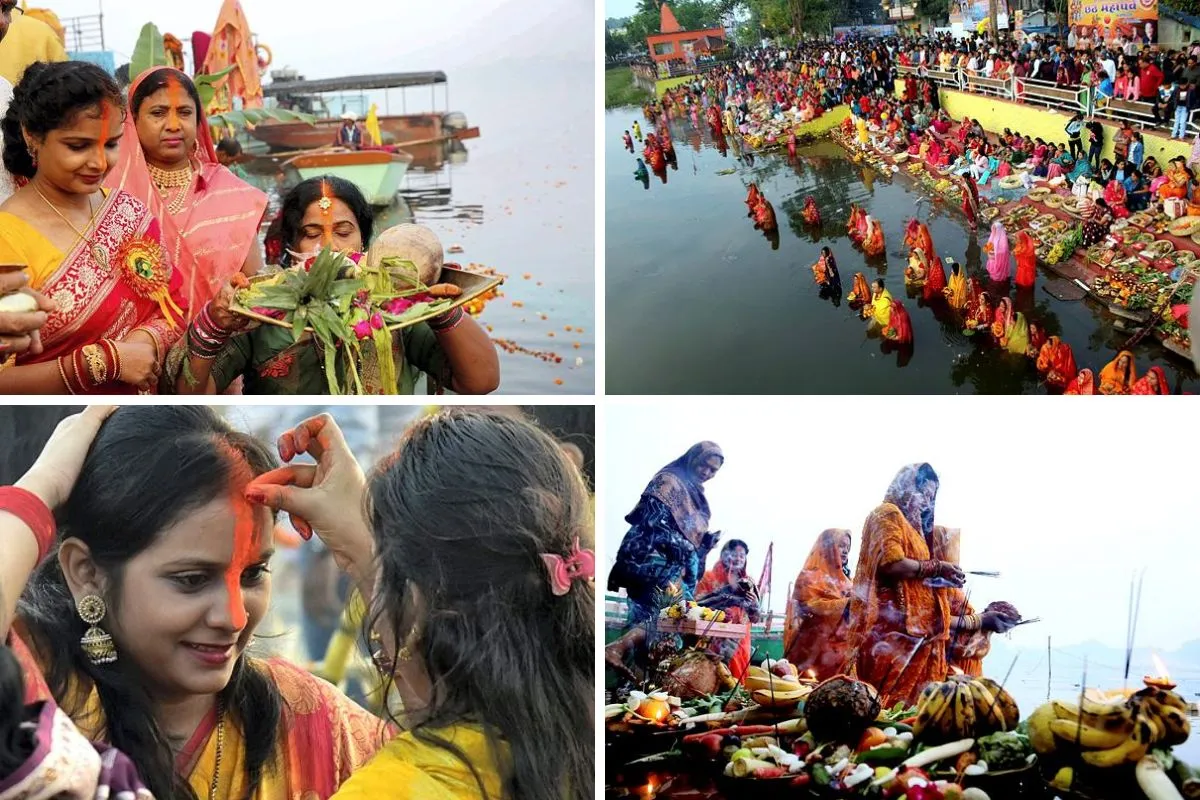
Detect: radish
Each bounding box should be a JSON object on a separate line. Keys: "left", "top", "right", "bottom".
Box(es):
{"left": 902, "top": 739, "right": 976, "bottom": 770}
{"left": 1136, "top": 756, "right": 1185, "bottom": 800}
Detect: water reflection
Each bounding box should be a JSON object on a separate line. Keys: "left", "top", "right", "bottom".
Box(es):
{"left": 606, "top": 109, "right": 1198, "bottom": 394}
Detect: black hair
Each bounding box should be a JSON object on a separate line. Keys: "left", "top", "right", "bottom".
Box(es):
{"left": 1, "top": 60, "right": 123, "bottom": 178}
{"left": 0, "top": 646, "right": 35, "bottom": 777}
{"left": 365, "top": 409, "right": 593, "bottom": 800}
{"left": 17, "top": 407, "right": 283, "bottom": 800}
{"left": 723, "top": 539, "right": 750, "bottom": 556}
{"left": 129, "top": 67, "right": 201, "bottom": 120}
{"left": 874, "top": 278, "right": 885, "bottom": 289}
{"left": 217, "top": 137, "right": 243, "bottom": 158}
{"left": 268, "top": 175, "right": 374, "bottom": 268}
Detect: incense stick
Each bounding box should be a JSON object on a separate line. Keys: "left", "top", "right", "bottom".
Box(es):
{"left": 983, "top": 653, "right": 1020, "bottom": 725}
{"left": 966, "top": 571, "right": 1001, "bottom": 577}
{"left": 881, "top": 635, "right": 927, "bottom": 702}
{"left": 1123, "top": 569, "right": 1146, "bottom": 690}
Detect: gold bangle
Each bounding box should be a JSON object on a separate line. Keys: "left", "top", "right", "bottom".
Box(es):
{"left": 57, "top": 356, "right": 76, "bottom": 395}
{"left": 0, "top": 353, "right": 15, "bottom": 376}
{"left": 82, "top": 343, "right": 107, "bottom": 386}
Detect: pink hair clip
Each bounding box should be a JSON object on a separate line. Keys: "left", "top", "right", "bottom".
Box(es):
{"left": 540, "top": 537, "right": 595, "bottom": 596}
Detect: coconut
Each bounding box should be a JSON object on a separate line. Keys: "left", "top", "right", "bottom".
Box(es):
{"left": 365, "top": 224, "right": 444, "bottom": 286}
{"left": 802, "top": 674, "right": 881, "bottom": 744}
{"left": 657, "top": 650, "right": 723, "bottom": 700}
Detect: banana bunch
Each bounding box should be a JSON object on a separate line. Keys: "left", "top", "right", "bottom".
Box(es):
{"left": 744, "top": 665, "right": 812, "bottom": 708}
{"left": 1027, "top": 687, "right": 1191, "bottom": 768}
{"left": 912, "top": 675, "right": 1020, "bottom": 743}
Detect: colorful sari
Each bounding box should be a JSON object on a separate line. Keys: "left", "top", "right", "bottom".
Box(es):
{"left": 201, "top": 0, "right": 264, "bottom": 113}
{"left": 1038, "top": 337, "right": 1078, "bottom": 389}
{"left": 847, "top": 204, "right": 865, "bottom": 242}
{"left": 848, "top": 272, "right": 871, "bottom": 305}
{"left": 928, "top": 527, "right": 990, "bottom": 676}
{"left": 862, "top": 217, "right": 885, "bottom": 256}
{"left": 965, "top": 288, "right": 992, "bottom": 332}
{"left": 961, "top": 175, "right": 981, "bottom": 228}
{"left": 784, "top": 529, "right": 852, "bottom": 681}
{"left": 905, "top": 249, "right": 929, "bottom": 287}
{"left": 844, "top": 464, "right": 950, "bottom": 707}
{"left": 991, "top": 296, "right": 1014, "bottom": 344}
{"left": 108, "top": 67, "right": 268, "bottom": 314}
{"left": 1064, "top": 368, "right": 1095, "bottom": 394}
{"left": 870, "top": 287, "right": 893, "bottom": 328}
{"left": 984, "top": 222, "right": 1012, "bottom": 281}
{"left": 884, "top": 300, "right": 913, "bottom": 344}
{"left": 1013, "top": 231, "right": 1037, "bottom": 289}
{"left": 10, "top": 632, "right": 385, "bottom": 799}
{"left": 943, "top": 267, "right": 968, "bottom": 310}
{"left": 0, "top": 190, "right": 185, "bottom": 392}
{"left": 922, "top": 256, "right": 947, "bottom": 302}
{"left": 608, "top": 442, "right": 723, "bottom": 617}
{"left": 330, "top": 726, "right": 507, "bottom": 800}
{"left": 1130, "top": 364, "right": 1168, "bottom": 395}
{"left": 1004, "top": 312, "right": 1029, "bottom": 355}
{"left": 904, "top": 220, "right": 935, "bottom": 260}
{"left": 1099, "top": 350, "right": 1137, "bottom": 394}
{"left": 802, "top": 196, "right": 821, "bottom": 226}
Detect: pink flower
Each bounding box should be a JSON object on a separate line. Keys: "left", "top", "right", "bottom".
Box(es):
{"left": 353, "top": 290, "right": 371, "bottom": 308}
{"left": 370, "top": 312, "right": 384, "bottom": 330}
{"left": 251, "top": 307, "right": 288, "bottom": 320}
{"left": 348, "top": 251, "right": 365, "bottom": 264}
{"left": 384, "top": 297, "right": 415, "bottom": 315}
{"left": 352, "top": 319, "right": 373, "bottom": 340}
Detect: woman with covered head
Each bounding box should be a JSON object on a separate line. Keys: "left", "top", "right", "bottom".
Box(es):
{"left": 106, "top": 67, "right": 267, "bottom": 314}
{"left": 0, "top": 407, "right": 385, "bottom": 799}
{"left": 257, "top": 409, "right": 595, "bottom": 800}
{"left": 695, "top": 539, "right": 759, "bottom": 676}
{"left": 784, "top": 529, "right": 852, "bottom": 681}
{"left": 842, "top": 464, "right": 1016, "bottom": 706}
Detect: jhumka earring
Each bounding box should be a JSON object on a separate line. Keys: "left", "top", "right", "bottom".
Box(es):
{"left": 77, "top": 594, "right": 117, "bottom": 665}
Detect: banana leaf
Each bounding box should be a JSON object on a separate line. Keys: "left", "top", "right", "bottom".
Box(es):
{"left": 130, "top": 24, "right": 168, "bottom": 79}
{"left": 194, "top": 65, "right": 235, "bottom": 108}
{"left": 207, "top": 107, "right": 317, "bottom": 130}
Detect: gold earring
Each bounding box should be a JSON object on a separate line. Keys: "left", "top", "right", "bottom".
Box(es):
{"left": 397, "top": 627, "right": 419, "bottom": 662}
{"left": 77, "top": 594, "right": 117, "bottom": 665}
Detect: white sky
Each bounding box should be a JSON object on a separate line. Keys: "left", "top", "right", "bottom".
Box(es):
{"left": 604, "top": 398, "right": 1200, "bottom": 651}
{"left": 49, "top": 0, "right": 593, "bottom": 73}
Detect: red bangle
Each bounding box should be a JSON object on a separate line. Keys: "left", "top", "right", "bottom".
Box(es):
{"left": 0, "top": 486, "right": 55, "bottom": 562}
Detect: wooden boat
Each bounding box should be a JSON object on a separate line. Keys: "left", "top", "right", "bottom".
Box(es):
{"left": 284, "top": 149, "right": 414, "bottom": 207}
{"left": 251, "top": 70, "right": 480, "bottom": 159}
{"left": 604, "top": 593, "right": 785, "bottom": 660}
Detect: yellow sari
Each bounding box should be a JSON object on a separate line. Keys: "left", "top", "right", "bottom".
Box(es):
{"left": 871, "top": 288, "right": 893, "bottom": 327}
{"left": 331, "top": 725, "right": 507, "bottom": 800}
{"left": 11, "top": 631, "right": 386, "bottom": 798}
{"left": 944, "top": 270, "right": 968, "bottom": 309}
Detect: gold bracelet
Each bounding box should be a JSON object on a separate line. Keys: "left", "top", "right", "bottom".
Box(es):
{"left": 57, "top": 356, "right": 75, "bottom": 395}
{"left": 82, "top": 343, "right": 107, "bottom": 386}
{"left": 0, "top": 353, "right": 15, "bottom": 376}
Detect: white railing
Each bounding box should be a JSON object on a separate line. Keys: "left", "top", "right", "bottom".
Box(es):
{"left": 1095, "top": 96, "right": 1160, "bottom": 129}
{"left": 964, "top": 72, "right": 1014, "bottom": 100}
{"left": 1013, "top": 75, "right": 1091, "bottom": 114}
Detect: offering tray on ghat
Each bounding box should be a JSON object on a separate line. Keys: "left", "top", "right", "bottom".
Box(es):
{"left": 1167, "top": 216, "right": 1200, "bottom": 237}
{"left": 1028, "top": 187, "right": 1051, "bottom": 201}
{"left": 1044, "top": 195, "right": 1065, "bottom": 209}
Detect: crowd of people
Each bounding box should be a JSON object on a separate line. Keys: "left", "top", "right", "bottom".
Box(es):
{"left": 605, "top": 446, "right": 1021, "bottom": 707}
{"left": 0, "top": 405, "right": 594, "bottom": 799}
{"left": 0, "top": 52, "right": 499, "bottom": 394}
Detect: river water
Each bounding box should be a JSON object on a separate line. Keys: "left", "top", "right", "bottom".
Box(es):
{"left": 604, "top": 108, "right": 1199, "bottom": 394}
{"left": 247, "top": 60, "right": 595, "bottom": 395}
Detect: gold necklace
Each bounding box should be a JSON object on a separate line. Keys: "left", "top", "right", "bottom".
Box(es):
{"left": 208, "top": 701, "right": 225, "bottom": 800}
{"left": 148, "top": 162, "right": 195, "bottom": 216}
{"left": 31, "top": 183, "right": 103, "bottom": 263}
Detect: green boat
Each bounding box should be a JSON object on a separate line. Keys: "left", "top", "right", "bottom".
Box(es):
{"left": 284, "top": 148, "right": 414, "bottom": 207}
{"left": 604, "top": 592, "right": 785, "bottom": 661}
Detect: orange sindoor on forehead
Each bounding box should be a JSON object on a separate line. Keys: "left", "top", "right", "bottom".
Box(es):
{"left": 165, "top": 75, "right": 184, "bottom": 130}
{"left": 319, "top": 180, "right": 334, "bottom": 246}
{"left": 217, "top": 441, "right": 260, "bottom": 630}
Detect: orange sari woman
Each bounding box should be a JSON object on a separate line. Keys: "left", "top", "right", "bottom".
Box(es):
{"left": 1039, "top": 337, "right": 1078, "bottom": 389}
{"left": 1157, "top": 158, "right": 1189, "bottom": 200}
{"left": 1013, "top": 231, "right": 1037, "bottom": 289}
{"left": 746, "top": 182, "right": 762, "bottom": 212}
{"left": 1099, "top": 350, "right": 1137, "bottom": 394}
{"left": 843, "top": 464, "right": 953, "bottom": 707}
{"left": 904, "top": 219, "right": 935, "bottom": 260}
{"left": 107, "top": 67, "right": 268, "bottom": 314}
{"left": 784, "top": 529, "right": 852, "bottom": 681}
{"left": 862, "top": 215, "right": 885, "bottom": 256}
{"left": 847, "top": 272, "right": 871, "bottom": 305}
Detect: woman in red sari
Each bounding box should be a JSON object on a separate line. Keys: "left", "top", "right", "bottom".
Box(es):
{"left": 1104, "top": 179, "right": 1129, "bottom": 219}
{"left": 1131, "top": 365, "right": 1169, "bottom": 394}
{"left": 965, "top": 286, "right": 992, "bottom": 333}
{"left": 107, "top": 67, "right": 267, "bottom": 315}
{"left": 784, "top": 529, "right": 852, "bottom": 681}
{"left": 847, "top": 203, "right": 866, "bottom": 242}
{"left": 884, "top": 299, "right": 913, "bottom": 344}
{"left": 1013, "top": 230, "right": 1037, "bottom": 289}
{"left": 1026, "top": 320, "right": 1048, "bottom": 359}
{"left": 801, "top": 196, "right": 821, "bottom": 226}
{"left": 1064, "top": 368, "right": 1096, "bottom": 394}
{"left": 746, "top": 182, "right": 762, "bottom": 213}
{"left": 847, "top": 272, "right": 871, "bottom": 306}
{"left": 923, "top": 254, "right": 947, "bottom": 302}
{"left": 960, "top": 174, "right": 981, "bottom": 229}
{"left": 904, "top": 219, "right": 936, "bottom": 260}
{"left": 1037, "top": 336, "right": 1078, "bottom": 389}
{"left": 695, "top": 539, "right": 759, "bottom": 677}
{"left": 0, "top": 62, "right": 185, "bottom": 394}
{"left": 991, "top": 296, "right": 1014, "bottom": 345}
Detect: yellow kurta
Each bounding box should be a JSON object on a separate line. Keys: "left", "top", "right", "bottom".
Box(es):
{"left": 0, "top": 14, "right": 68, "bottom": 85}
{"left": 331, "top": 725, "right": 507, "bottom": 800}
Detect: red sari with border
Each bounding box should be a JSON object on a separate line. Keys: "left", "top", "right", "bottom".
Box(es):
{"left": 1, "top": 189, "right": 186, "bottom": 392}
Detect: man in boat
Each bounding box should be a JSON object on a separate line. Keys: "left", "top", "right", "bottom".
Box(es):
{"left": 216, "top": 137, "right": 251, "bottom": 180}
{"left": 335, "top": 111, "right": 364, "bottom": 150}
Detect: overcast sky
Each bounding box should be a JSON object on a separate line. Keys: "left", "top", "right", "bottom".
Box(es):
{"left": 51, "top": 0, "right": 592, "bottom": 74}
{"left": 604, "top": 398, "right": 1200, "bottom": 652}
{"left": 606, "top": 0, "right": 641, "bottom": 18}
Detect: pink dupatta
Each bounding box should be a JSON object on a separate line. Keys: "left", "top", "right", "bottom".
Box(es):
{"left": 985, "top": 222, "right": 1012, "bottom": 281}
{"left": 107, "top": 67, "right": 268, "bottom": 315}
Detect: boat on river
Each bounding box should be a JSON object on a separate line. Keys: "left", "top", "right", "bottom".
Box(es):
{"left": 283, "top": 148, "right": 414, "bottom": 207}
{"left": 252, "top": 70, "right": 480, "bottom": 169}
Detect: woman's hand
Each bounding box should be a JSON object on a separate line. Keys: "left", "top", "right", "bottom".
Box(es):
{"left": 982, "top": 609, "right": 1018, "bottom": 634}
{"left": 937, "top": 561, "right": 966, "bottom": 587}
{"left": 0, "top": 266, "right": 54, "bottom": 356}
{"left": 208, "top": 274, "right": 256, "bottom": 332}
{"left": 243, "top": 414, "right": 374, "bottom": 575}
{"left": 16, "top": 406, "right": 115, "bottom": 509}
{"left": 114, "top": 340, "right": 160, "bottom": 390}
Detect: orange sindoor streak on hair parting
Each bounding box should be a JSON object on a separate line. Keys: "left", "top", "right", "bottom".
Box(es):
{"left": 218, "top": 442, "right": 259, "bottom": 630}
{"left": 166, "top": 74, "right": 184, "bottom": 132}
{"left": 320, "top": 179, "right": 334, "bottom": 246}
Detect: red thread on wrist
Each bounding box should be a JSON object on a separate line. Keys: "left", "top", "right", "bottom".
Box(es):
{"left": 0, "top": 486, "right": 56, "bottom": 562}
